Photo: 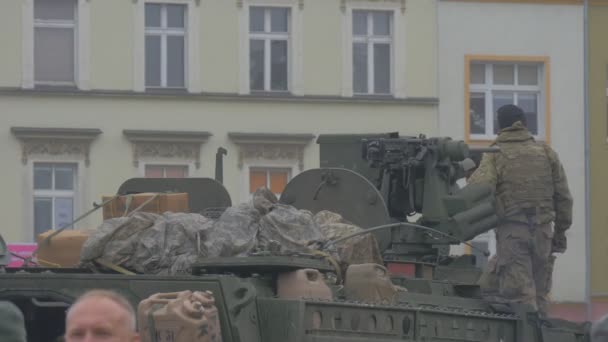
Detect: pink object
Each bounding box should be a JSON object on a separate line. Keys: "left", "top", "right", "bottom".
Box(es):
{"left": 7, "top": 243, "right": 37, "bottom": 267}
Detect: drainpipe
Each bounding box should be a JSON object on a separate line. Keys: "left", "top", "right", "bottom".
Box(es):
{"left": 583, "top": 0, "right": 592, "bottom": 322}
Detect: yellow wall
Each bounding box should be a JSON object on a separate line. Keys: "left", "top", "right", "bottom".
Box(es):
{"left": 0, "top": 94, "right": 437, "bottom": 242}
{"left": 302, "top": 0, "right": 343, "bottom": 95}
{"left": 200, "top": 0, "right": 240, "bottom": 93}
{"left": 589, "top": 4, "right": 608, "bottom": 294}
{"left": 0, "top": 1, "right": 22, "bottom": 87}
{"left": 89, "top": 0, "right": 134, "bottom": 90}
{"left": 405, "top": 0, "right": 438, "bottom": 98}
{"left": 0, "top": 0, "right": 438, "bottom": 97}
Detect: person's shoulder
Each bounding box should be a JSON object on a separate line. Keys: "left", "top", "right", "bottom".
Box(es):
{"left": 0, "top": 301, "right": 26, "bottom": 342}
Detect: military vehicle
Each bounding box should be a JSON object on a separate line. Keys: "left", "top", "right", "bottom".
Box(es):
{"left": 0, "top": 134, "right": 590, "bottom": 342}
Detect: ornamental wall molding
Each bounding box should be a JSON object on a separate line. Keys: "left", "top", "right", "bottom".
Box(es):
{"left": 123, "top": 130, "right": 211, "bottom": 168}
{"left": 228, "top": 132, "right": 314, "bottom": 170}
{"left": 11, "top": 127, "right": 102, "bottom": 166}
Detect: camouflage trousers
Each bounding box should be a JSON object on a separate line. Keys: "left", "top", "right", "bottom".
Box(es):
{"left": 494, "top": 221, "right": 555, "bottom": 313}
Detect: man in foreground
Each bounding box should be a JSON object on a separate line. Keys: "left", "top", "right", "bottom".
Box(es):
{"left": 65, "top": 289, "right": 140, "bottom": 342}
{"left": 468, "top": 104, "right": 573, "bottom": 315}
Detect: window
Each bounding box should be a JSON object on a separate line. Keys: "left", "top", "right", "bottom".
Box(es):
{"left": 249, "top": 7, "right": 290, "bottom": 92}
{"left": 249, "top": 168, "right": 290, "bottom": 197}
{"left": 34, "top": 0, "right": 77, "bottom": 84}
{"left": 33, "top": 163, "right": 77, "bottom": 237}
{"left": 145, "top": 3, "right": 187, "bottom": 88}
{"left": 145, "top": 164, "right": 189, "bottom": 178}
{"left": 352, "top": 10, "right": 392, "bottom": 95}
{"left": 468, "top": 62, "right": 545, "bottom": 140}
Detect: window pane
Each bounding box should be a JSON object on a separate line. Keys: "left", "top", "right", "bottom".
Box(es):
{"left": 165, "top": 166, "right": 188, "bottom": 178}
{"left": 470, "top": 92, "right": 486, "bottom": 134}
{"left": 54, "top": 165, "right": 74, "bottom": 190}
{"left": 470, "top": 64, "right": 485, "bottom": 84}
{"left": 518, "top": 93, "right": 539, "bottom": 135}
{"left": 34, "top": 164, "right": 52, "bottom": 190}
{"left": 373, "top": 12, "right": 391, "bottom": 36}
{"left": 35, "top": 0, "right": 75, "bottom": 20}
{"left": 34, "top": 197, "right": 52, "bottom": 235}
{"left": 493, "top": 64, "right": 514, "bottom": 85}
{"left": 270, "top": 8, "right": 289, "bottom": 33}
{"left": 145, "top": 3, "right": 162, "bottom": 28}
{"left": 250, "top": 171, "right": 267, "bottom": 193}
{"left": 518, "top": 65, "right": 539, "bottom": 86}
{"left": 353, "top": 11, "right": 367, "bottom": 35}
{"left": 249, "top": 7, "right": 265, "bottom": 32}
{"left": 167, "top": 36, "right": 185, "bottom": 87}
{"left": 55, "top": 197, "right": 73, "bottom": 229}
{"left": 269, "top": 171, "right": 289, "bottom": 194}
{"left": 145, "top": 35, "right": 161, "bottom": 87}
{"left": 145, "top": 165, "right": 164, "bottom": 178}
{"left": 271, "top": 40, "right": 288, "bottom": 91}
{"left": 374, "top": 43, "right": 390, "bottom": 94}
{"left": 493, "top": 92, "right": 515, "bottom": 133}
{"left": 167, "top": 4, "right": 186, "bottom": 28}
{"left": 353, "top": 43, "right": 368, "bottom": 93}
{"left": 34, "top": 27, "right": 74, "bottom": 83}
{"left": 249, "top": 39, "right": 265, "bottom": 90}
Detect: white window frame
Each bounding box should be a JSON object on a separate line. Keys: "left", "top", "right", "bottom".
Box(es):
{"left": 341, "top": 1, "right": 405, "bottom": 98}
{"left": 24, "top": 158, "right": 86, "bottom": 242}
{"left": 238, "top": 0, "right": 303, "bottom": 95}
{"left": 241, "top": 160, "right": 297, "bottom": 203}
{"left": 248, "top": 6, "right": 291, "bottom": 92}
{"left": 140, "top": 162, "right": 193, "bottom": 178}
{"left": 134, "top": 0, "right": 201, "bottom": 93}
{"left": 469, "top": 62, "right": 546, "bottom": 141}
{"left": 33, "top": 163, "right": 77, "bottom": 231}
{"left": 144, "top": 3, "right": 188, "bottom": 89}
{"left": 22, "top": 0, "right": 91, "bottom": 90}
{"left": 352, "top": 10, "right": 393, "bottom": 95}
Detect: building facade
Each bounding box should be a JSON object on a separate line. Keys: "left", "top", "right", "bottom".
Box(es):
{"left": 588, "top": 0, "right": 608, "bottom": 322}
{"left": 0, "top": 0, "right": 439, "bottom": 243}
{"left": 438, "top": 0, "right": 587, "bottom": 318}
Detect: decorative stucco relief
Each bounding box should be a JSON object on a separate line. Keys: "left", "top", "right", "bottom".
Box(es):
{"left": 131, "top": 142, "right": 202, "bottom": 168}
{"left": 237, "top": 144, "right": 305, "bottom": 170}
{"left": 20, "top": 140, "right": 93, "bottom": 166}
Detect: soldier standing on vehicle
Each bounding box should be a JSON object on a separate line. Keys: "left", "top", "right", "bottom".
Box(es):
{"left": 468, "top": 104, "right": 573, "bottom": 315}
{"left": 65, "top": 289, "right": 140, "bottom": 342}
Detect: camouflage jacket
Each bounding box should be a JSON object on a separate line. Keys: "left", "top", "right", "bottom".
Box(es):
{"left": 468, "top": 122, "right": 573, "bottom": 232}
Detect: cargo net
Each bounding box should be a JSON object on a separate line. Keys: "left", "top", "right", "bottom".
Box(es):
{"left": 80, "top": 188, "right": 382, "bottom": 278}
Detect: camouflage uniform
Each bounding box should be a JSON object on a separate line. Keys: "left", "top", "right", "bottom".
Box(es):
{"left": 468, "top": 122, "right": 573, "bottom": 313}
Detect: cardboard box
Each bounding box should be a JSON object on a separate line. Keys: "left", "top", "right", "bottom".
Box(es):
{"left": 36, "top": 229, "right": 91, "bottom": 267}
{"left": 102, "top": 192, "right": 189, "bottom": 220}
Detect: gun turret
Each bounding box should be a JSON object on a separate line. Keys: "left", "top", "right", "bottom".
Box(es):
{"left": 280, "top": 133, "right": 499, "bottom": 266}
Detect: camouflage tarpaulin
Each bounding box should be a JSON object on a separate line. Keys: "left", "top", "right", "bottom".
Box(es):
{"left": 313, "top": 210, "right": 383, "bottom": 274}
{"left": 81, "top": 188, "right": 382, "bottom": 276}
{"left": 81, "top": 212, "right": 214, "bottom": 275}
{"left": 204, "top": 203, "right": 260, "bottom": 257}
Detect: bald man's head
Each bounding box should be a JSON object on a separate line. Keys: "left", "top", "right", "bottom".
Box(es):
{"left": 65, "top": 290, "right": 139, "bottom": 342}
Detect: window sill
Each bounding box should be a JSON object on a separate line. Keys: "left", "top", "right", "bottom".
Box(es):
{"left": 33, "top": 84, "right": 79, "bottom": 92}
{"left": 145, "top": 87, "right": 189, "bottom": 94}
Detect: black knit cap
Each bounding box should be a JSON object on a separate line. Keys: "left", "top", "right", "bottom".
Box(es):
{"left": 497, "top": 104, "right": 527, "bottom": 130}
